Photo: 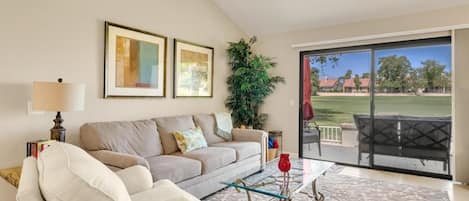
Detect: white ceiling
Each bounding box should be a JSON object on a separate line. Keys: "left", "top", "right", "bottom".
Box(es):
{"left": 212, "top": 0, "right": 469, "bottom": 35}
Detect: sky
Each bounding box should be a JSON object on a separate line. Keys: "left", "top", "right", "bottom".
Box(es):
{"left": 310, "top": 44, "right": 452, "bottom": 79}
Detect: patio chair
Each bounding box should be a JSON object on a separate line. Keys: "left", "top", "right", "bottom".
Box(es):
{"left": 303, "top": 120, "right": 322, "bottom": 156}
{"left": 354, "top": 114, "right": 400, "bottom": 164}
{"left": 399, "top": 116, "right": 451, "bottom": 174}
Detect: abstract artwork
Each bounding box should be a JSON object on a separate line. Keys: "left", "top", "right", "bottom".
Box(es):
{"left": 173, "top": 39, "right": 213, "bottom": 97}
{"left": 105, "top": 22, "right": 167, "bottom": 97}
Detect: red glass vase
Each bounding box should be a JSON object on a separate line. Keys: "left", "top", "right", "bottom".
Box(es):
{"left": 278, "top": 153, "right": 291, "bottom": 173}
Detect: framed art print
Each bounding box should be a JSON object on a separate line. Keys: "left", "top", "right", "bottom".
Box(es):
{"left": 173, "top": 39, "right": 214, "bottom": 98}
{"left": 104, "top": 22, "right": 167, "bottom": 97}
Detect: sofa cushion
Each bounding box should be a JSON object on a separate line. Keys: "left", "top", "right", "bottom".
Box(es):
{"left": 115, "top": 166, "right": 153, "bottom": 195}
{"left": 173, "top": 147, "right": 236, "bottom": 174}
{"left": 211, "top": 142, "right": 261, "bottom": 161}
{"left": 37, "top": 142, "right": 131, "bottom": 201}
{"left": 153, "top": 115, "right": 196, "bottom": 154}
{"left": 80, "top": 120, "right": 162, "bottom": 158}
{"left": 130, "top": 180, "right": 199, "bottom": 201}
{"left": 146, "top": 155, "right": 201, "bottom": 183}
{"left": 193, "top": 114, "right": 224, "bottom": 144}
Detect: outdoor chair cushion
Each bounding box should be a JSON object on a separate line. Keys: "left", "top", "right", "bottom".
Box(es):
{"left": 401, "top": 148, "right": 448, "bottom": 160}
{"left": 173, "top": 147, "right": 236, "bottom": 174}
{"left": 359, "top": 144, "right": 400, "bottom": 156}
{"left": 303, "top": 130, "right": 320, "bottom": 143}
{"left": 210, "top": 142, "right": 260, "bottom": 161}
{"left": 146, "top": 155, "right": 202, "bottom": 183}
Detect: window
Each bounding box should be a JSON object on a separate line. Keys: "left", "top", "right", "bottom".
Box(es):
{"left": 300, "top": 37, "right": 452, "bottom": 178}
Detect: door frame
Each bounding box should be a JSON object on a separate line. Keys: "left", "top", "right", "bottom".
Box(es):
{"left": 299, "top": 36, "right": 452, "bottom": 179}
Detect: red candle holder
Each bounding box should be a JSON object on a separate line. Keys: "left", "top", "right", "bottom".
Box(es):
{"left": 278, "top": 153, "right": 291, "bottom": 197}
{"left": 278, "top": 153, "right": 291, "bottom": 172}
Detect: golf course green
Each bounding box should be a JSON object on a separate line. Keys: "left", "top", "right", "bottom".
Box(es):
{"left": 313, "top": 96, "right": 451, "bottom": 126}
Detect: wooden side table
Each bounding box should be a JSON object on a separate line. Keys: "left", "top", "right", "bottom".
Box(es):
{"left": 0, "top": 166, "right": 21, "bottom": 188}
{"left": 0, "top": 167, "right": 20, "bottom": 201}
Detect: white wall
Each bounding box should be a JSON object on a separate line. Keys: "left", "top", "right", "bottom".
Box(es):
{"left": 256, "top": 5, "right": 469, "bottom": 182}
{"left": 0, "top": 0, "right": 245, "bottom": 168}
{"left": 454, "top": 28, "right": 469, "bottom": 182}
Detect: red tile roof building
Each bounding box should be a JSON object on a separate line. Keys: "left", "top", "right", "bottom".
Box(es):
{"left": 319, "top": 79, "right": 337, "bottom": 88}
{"left": 319, "top": 78, "right": 370, "bottom": 92}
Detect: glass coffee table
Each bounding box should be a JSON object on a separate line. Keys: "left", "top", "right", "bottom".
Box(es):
{"left": 222, "top": 158, "right": 334, "bottom": 201}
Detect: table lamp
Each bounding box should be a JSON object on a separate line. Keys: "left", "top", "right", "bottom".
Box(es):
{"left": 32, "top": 78, "right": 85, "bottom": 142}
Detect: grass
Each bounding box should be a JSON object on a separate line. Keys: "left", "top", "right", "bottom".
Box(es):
{"left": 313, "top": 96, "right": 451, "bottom": 126}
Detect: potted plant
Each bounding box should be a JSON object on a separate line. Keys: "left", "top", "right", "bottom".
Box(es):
{"left": 225, "top": 37, "right": 285, "bottom": 129}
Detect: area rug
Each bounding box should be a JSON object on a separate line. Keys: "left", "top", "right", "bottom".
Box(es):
{"left": 203, "top": 166, "right": 449, "bottom": 201}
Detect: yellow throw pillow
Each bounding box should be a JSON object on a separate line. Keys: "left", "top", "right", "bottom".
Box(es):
{"left": 173, "top": 127, "right": 208, "bottom": 153}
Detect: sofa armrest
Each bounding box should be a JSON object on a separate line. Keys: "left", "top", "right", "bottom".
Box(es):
{"left": 116, "top": 165, "right": 153, "bottom": 195}
{"left": 232, "top": 128, "right": 268, "bottom": 169}
{"left": 88, "top": 150, "right": 149, "bottom": 170}
{"left": 16, "top": 157, "right": 43, "bottom": 201}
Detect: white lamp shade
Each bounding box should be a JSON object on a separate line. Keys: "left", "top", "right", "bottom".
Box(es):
{"left": 32, "top": 81, "right": 85, "bottom": 112}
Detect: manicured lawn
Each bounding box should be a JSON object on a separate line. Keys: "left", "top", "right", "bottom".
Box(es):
{"left": 312, "top": 96, "right": 451, "bottom": 126}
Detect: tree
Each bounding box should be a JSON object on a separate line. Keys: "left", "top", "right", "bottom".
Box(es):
{"left": 407, "top": 68, "right": 426, "bottom": 94}
{"left": 344, "top": 69, "right": 353, "bottom": 79}
{"left": 310, "top": 54, "right": 340, "bottom": 71}
{"left": 437, "top": 71, "right": 451, "bottom": 93}
{"left": 377, "top": 55, "right": 412, "bottom": 93}
{"left": 361, "top": 72, "right": 370, "bottom": 79}
{"left": 308, "top": 54, "right": 341, "bottom": 93}
{"left": 226, "top": 37, "right": 285, "bottom": 129}
{"left": 420, "top": 60, "right": 445, "bottom": 91}
{"left": 311, "top": 67, "right": 320, "bottom": 96}
{"left": 353, "top": 74, "right": 361, "bottom": 92}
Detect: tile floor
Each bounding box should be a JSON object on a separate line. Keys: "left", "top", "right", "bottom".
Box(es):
{"left": 338, "top": 165, "right": 469, "bottom": 201}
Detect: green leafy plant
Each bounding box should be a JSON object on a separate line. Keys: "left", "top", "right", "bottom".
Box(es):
{"left": 225, "top": 37, "right": 285, "bottom": 129}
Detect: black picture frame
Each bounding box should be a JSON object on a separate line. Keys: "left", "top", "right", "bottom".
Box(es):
{"left": 104, "top": 21, "right": 168, "bottom": 98}
{"left": 173, "top": 39, "right": 214, "bottom": 98}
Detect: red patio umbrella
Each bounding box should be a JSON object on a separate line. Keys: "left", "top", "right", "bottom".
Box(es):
{"left": 303, "top": 56, "right": 314, "bottom": 120}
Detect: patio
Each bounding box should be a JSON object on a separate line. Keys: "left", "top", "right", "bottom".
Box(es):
{"left": 303, "top": 126, "right": 451, "bottom": 175}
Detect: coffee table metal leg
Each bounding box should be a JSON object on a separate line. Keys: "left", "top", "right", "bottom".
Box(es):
{"left": 235, "top": 179, "right": 253, "bottom": 201}
{"left": 245, "top": 190, "right": 252, "bottom": 201}
{"left": 311, "top": 179, "right": 324, "bottom": 201}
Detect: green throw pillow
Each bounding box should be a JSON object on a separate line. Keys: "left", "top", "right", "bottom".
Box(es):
{"left": 173, "top": 127, "right": 208, "bottom": 153}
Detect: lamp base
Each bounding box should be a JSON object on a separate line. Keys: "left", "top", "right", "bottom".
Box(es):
{"left": 51, "top": 112, "right": 66, "bottom": 142}
{"left": 51, "top": 128, "right": 65, "bottom": 142}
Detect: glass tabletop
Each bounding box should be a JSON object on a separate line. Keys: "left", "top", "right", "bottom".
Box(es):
{"left": 222, "top": 158, "right": 335, "bottom": 199}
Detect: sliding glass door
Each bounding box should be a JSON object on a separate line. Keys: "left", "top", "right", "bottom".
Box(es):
{"left": 372, "top": 43, "right": 452, "bottom": 175}
{"left": 301, "top": 50, "right": 372, "bottom": 167}
{"left": 300, "top": 37, "right": 452, "bottom": 178}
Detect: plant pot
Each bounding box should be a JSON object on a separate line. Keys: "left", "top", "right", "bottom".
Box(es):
{"left": 267, "top": 148, "right": 278, "bottom": 161}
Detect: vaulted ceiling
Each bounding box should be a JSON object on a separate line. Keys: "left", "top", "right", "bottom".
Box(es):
{"left": 212, "top": 0, "right": 469, "bottom": 35}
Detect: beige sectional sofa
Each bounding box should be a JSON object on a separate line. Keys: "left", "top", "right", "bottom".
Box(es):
{"left": 80, "top": 114, "right": 267, "bottom": 199}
